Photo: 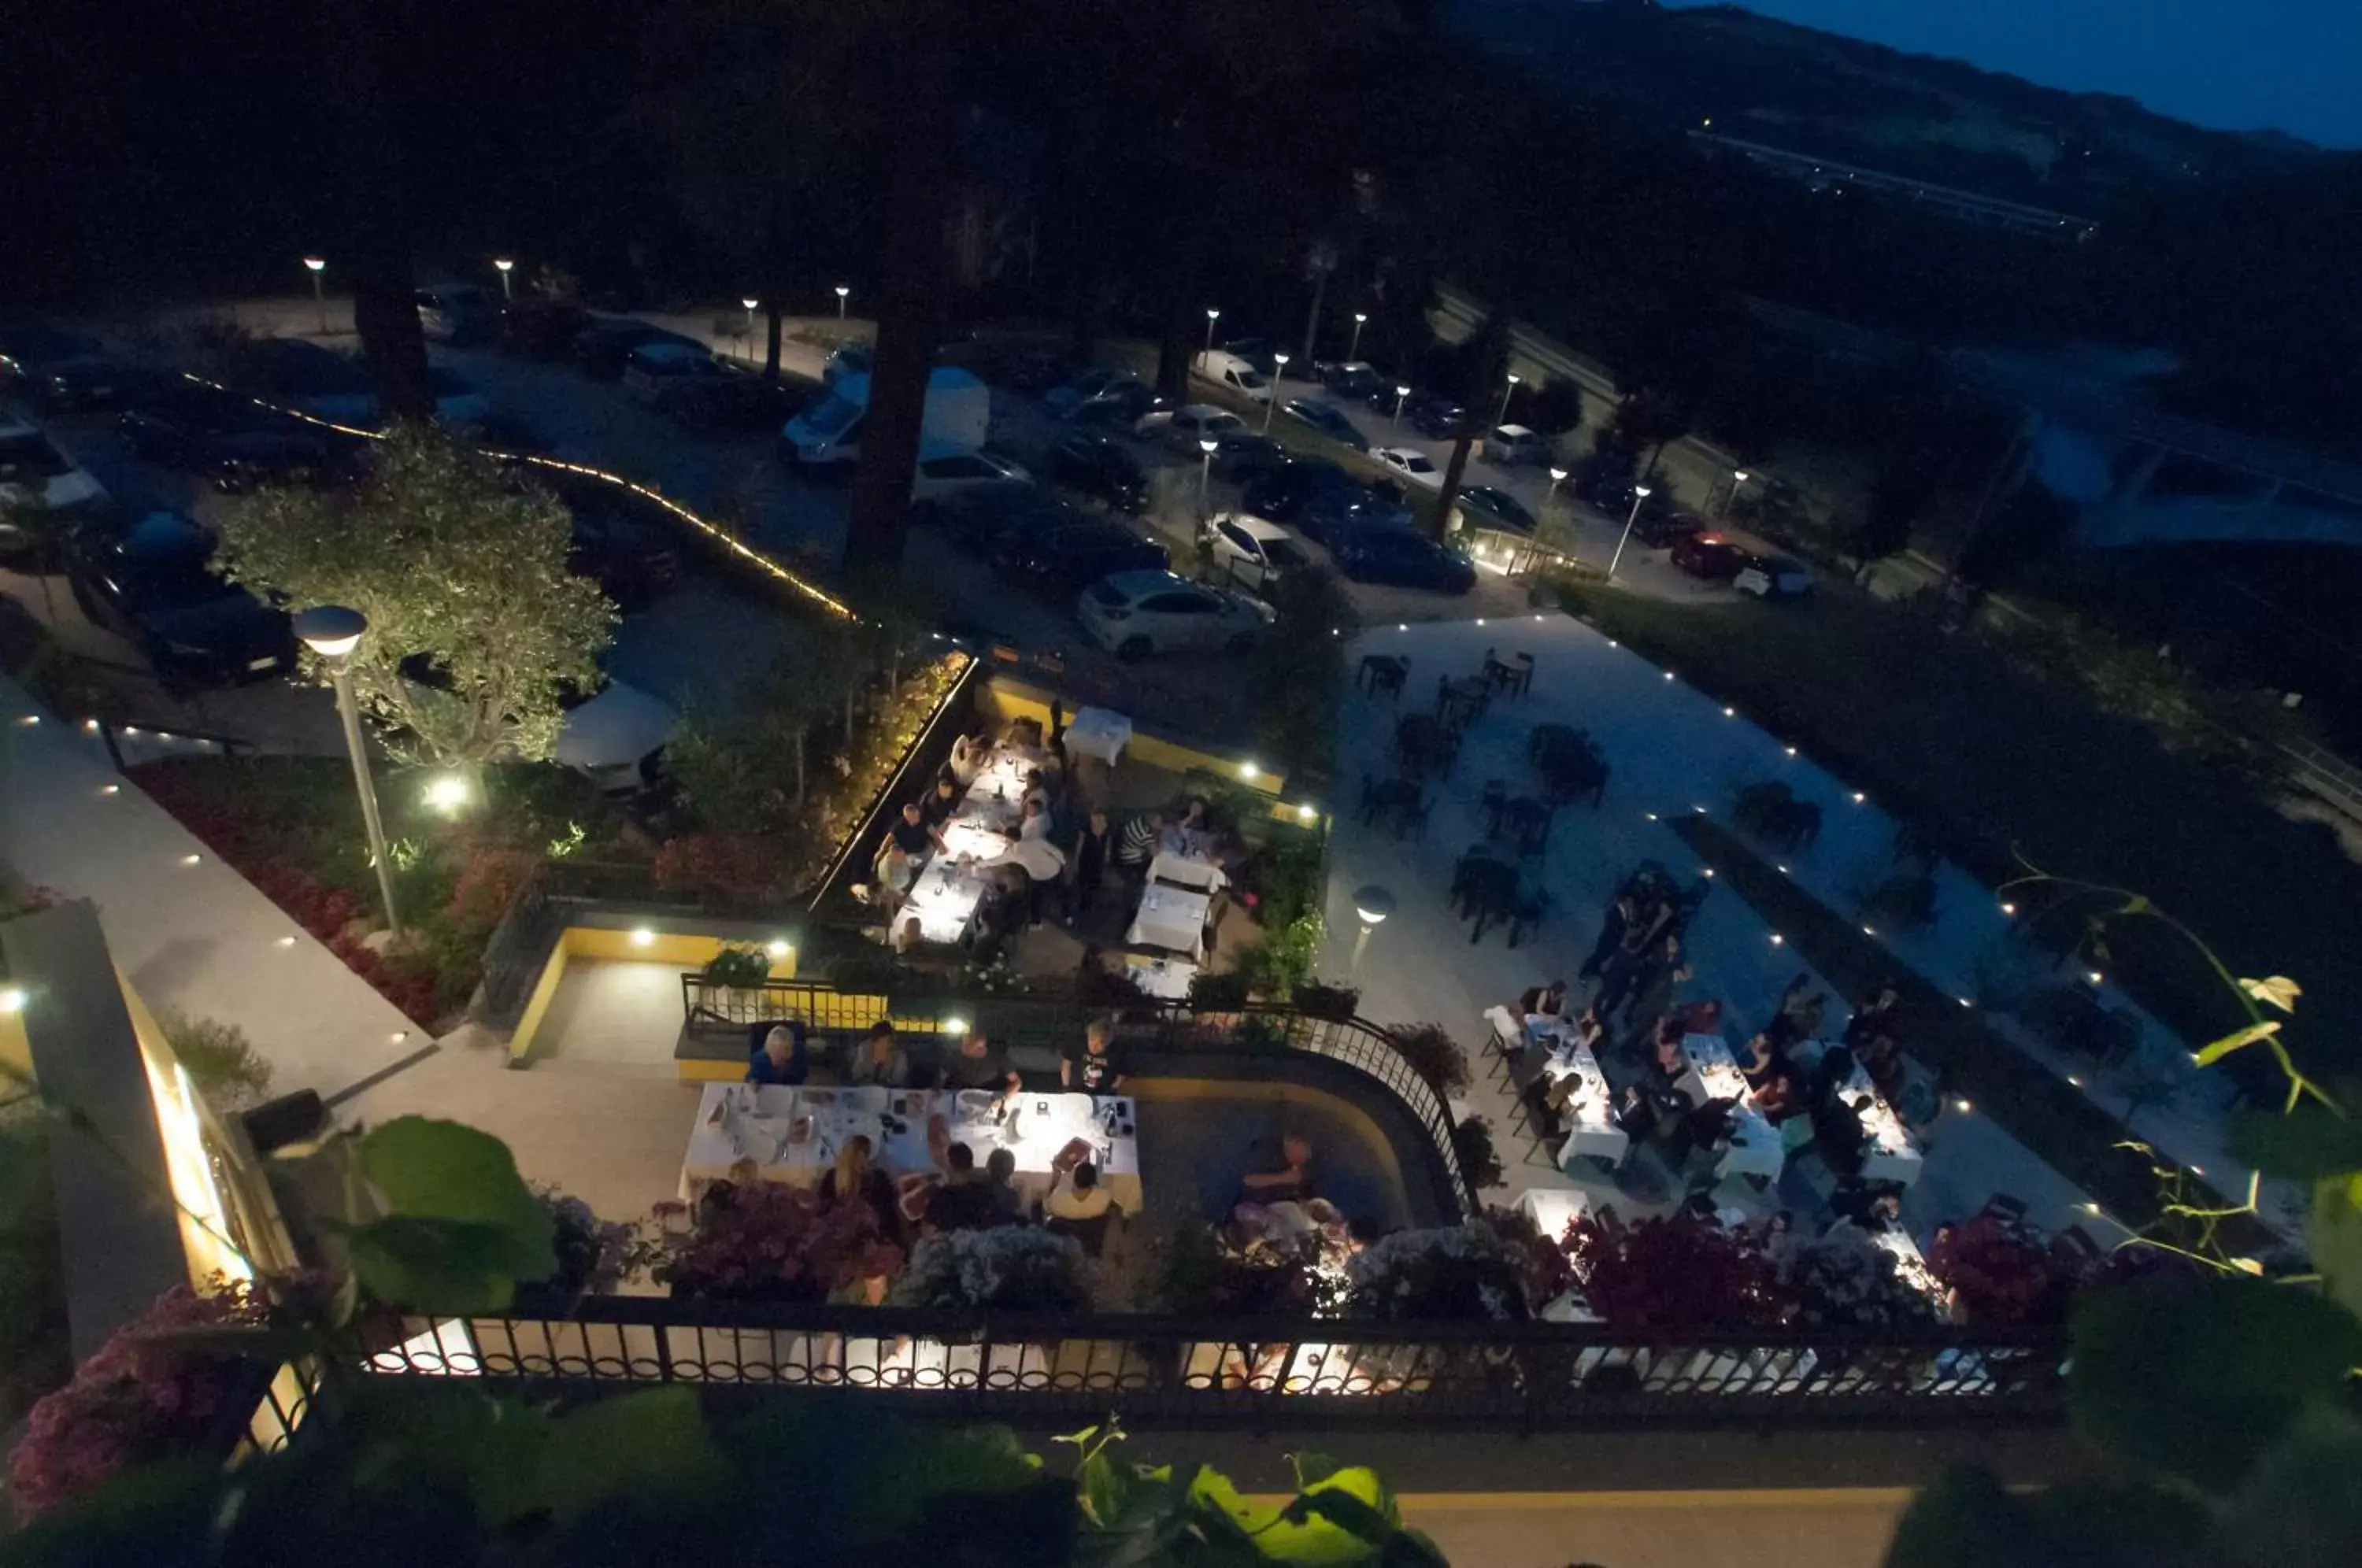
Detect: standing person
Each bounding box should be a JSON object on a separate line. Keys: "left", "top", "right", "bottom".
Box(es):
{"left": 1621, "top": 934, "right": 1694, "bottom": 1035}
{"left": 937, "top": 1030, "right": 1023, "bottom": 1100}
{"left": 1578, "top": 890, "right": 1638, "bottom": 982}
{"left": 1115, "top": 810, "right": 1161, "bottom": 876}
{"left": 847, "top": 1021, "right": 911, "bottom": 1089}
{"left": 949, "top": 731, "right": 990, "bottom": 787}
{"left": 1069, "top": 809, "right": 1113, "bottom": 923}
{"left": 1061, "top": 1019, "right": 1127, "bottom": 1093}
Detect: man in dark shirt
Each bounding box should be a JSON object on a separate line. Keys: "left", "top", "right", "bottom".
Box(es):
{"left": 924, "top": 1143, "right": 998, "bottom": 1233}
{"left": 1061, "top": 1020, "right": 1127, "bottom": 1093}
{"left": 939, "top": 1030, "right": 1022, "bottom": 1098}
{"left": 920, "top": 774, "right": 963, "bottom": 830}
{"left": 890, "top": 801, "right": 940, "bottom": 858}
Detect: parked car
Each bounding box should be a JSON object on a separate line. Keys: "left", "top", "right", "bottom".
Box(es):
{"left": 1208, "top": 431, "right": 1287, "bottom": 484}
{"left": 29, "top": 356, "right": 154, "bottom": 412}
{"left": 203, "top": 431, "right": 336, "bottom": 494}
{"left": 1046, "top": 433, "right": 1150, "bottom": 514}
{"left": 0, "top": 323, "right": 102, "bottom": 383}
{"left": 1670, "top": 532, "right": 1749, "bottom": 582}
{"left": 1453, "top": 486, "right": 1536, "bottom": 534}
{"left": 1136, "top": 403, "right": 1243, "bottom": 453}
{"left": 911, "top": 447, "right": 1031, "bottom": 505}
{"left": 1328, "top": 526, "right": 1475, "bottom": 594}
{"left": 992, "top": 518, "right": 1166, "bottom": 597}
{"left": 1193, "top": 350, "right": 1272, "bottom": 404}
{"left": 930, "top": 483, "right": 1084, "bottom": 551}
{"left": 1734, "top": 553, "right": 1812, "bottom": 600}
{"left": 1298, "top": 485, "right": 1414, "bottom": 547}
{"left": 1238, "top": 457, "right": 1353, "bottom": 523}
{"left": 1483, "top": 423, "right": 1552, "bottom": 467}
{"left": 821, "top": 342, "right": 873, "bottom": 386}
{"left": 1320, "top": 361, "right": 1389, "bottom": 401}
{"left": 1077, "top": 570, "right": 1271, "bottom": 658}
{"left": 1371, "top": 389, "right": 1462, "bottom": 438}
{"left": 1203, "top": 512, "right": 1312, "bottom": 592}
{"left": 1042, "top": 367, "right": 1135, "bottom": 419}
{"left": 498, "top": 299, "right": 596, "bottom": 358}
{"left": 1374, "top": 446, "right": 1442, "bottom": 488}
{"left": 573, "top": 320, "right": 696, "bottom": 380}
{"left": 0, "top": 420, "right": 107, "bottom": 546}
{"left": 1068, "top": 379, "right": 1168, "bottom": 429}
{"left": 957, "top": 341, "right": 1072, "bottom": 392}
{"left": 621, "top": 342, "right": 726, "bottom": 404}
{"left": 117, "top": 384, "right": 271, "bottom": 469}
{"left": 62, "top": 511, "right": 294, "bottom": 689}
{"left": 1631, "top": 507, "right": 1702, "bottom": 549}
{"left": 568, "top": 507, "right": 681, "bottom": 610}
{"left": 1279, "top": 398, "right": 1369, "bottom": 453}
{"left": 416, "top": 284, "right": 499, "bottom": 345}
{"left": 653, "top": 374, "right": 807, "bottom": 434}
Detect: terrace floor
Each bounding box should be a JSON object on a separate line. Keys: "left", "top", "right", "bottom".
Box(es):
{"left": 1317, "top": 616, "right": 2111, "bottom": 1241}
{"left": 530, "top": 960, "right": 683, "bottom": 1071}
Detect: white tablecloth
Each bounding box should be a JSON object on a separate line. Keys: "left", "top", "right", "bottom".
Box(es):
{"left": 682, "top": 1083, "right": 1142, "bottom": 1211}
{"left": 896, "top": 747, "right": 1027, "bottom": 943}
{"left": 1147, "top": 849, "right": 1227, "bottom": 892}
{"left": 1841, "top": 1064, "right": 1926, "bottom": 1187}
{"left": 1679, "top": 1034, "right": 1783, "bottom": 1182}
{"left": 1124, "top": 954, "right": 1199, "bottom": 1000}
{"left": 1063, "top": 706, "right": 1133, "bottom": 766}
{"left": 1539, "top": 1036, "right": 1630, "bottom": 1167}
{"left": 1128, "top": 882, "right": 1213, "bottom": 959}
{"left": 1515, "top": 1189, "right": 1601, "bottom": 1322}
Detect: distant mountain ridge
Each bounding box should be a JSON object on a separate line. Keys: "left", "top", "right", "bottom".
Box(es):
{"left": 1451, "top": 1, "right": 2325, "bottom": 209}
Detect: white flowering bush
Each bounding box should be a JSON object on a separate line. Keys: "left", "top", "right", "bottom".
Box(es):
{"left": 1345, "top": 1219, "right": 1531, "bottom": 1322}
{"left": 888, "top": 1226, "right": 1091, "bottom": 1311}
{"left": 1783, "top": 1233, "right": 1937, "bottom": 1329}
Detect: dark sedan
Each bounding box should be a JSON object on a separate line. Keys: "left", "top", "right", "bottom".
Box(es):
{"left": 1320, "top": 361, "right": 1391, "bottom": 401}
{"left": 1328, "top": 526, "right": 1475, "bottom": 594}
{"left": 1046, "top": 434, "right": 1149, "bottom": 514}
{"left": 1298, "top": 486, "right": 1415, "bottom": 547}
{"left": 1670, "top": 532, "right": 1748, "bottom": 581}
{"left": 1279, "top": 398, "right": 1369, "bottom": 453}
{"left": 573, "top": 320, "right": 698, "bottom": 381}
{"left": 991, "top": 519, "right": 1166, "bottom": 597}
{"left": 1209, "top": 431, "right": 1288, "bottom": 484}
{"left": 653, "top": 374, "right": 807, "bottom": 434}
{"left": 65, "top": 512, "right": 294, "bottom": 690}
{"left": 32, "top": 357, "right": 155, "bottom": 412}
{"left": 931, "top": 484, "right": 1086, "bottom": 551}
{"left": 1068, "top": 380, "right": 1169, "bottom": 430}
{"left": 1239, "top": 457, "right": 1354, "bottom": 523}
{"left": 1455, "top": 486, "right": 1537, "bottom": 534}
{"left": 1631, "top": 507, "right": 1702, "bottom": 549}
{"left": 499, "top": 300, "right": 597, "bottom": 358}
{"left": 570, "top": 508, "right": 681, "bottom": 610}
{"left": 0, "top": 324, "right": 102, "bottom": 381}
{"left": 118, "top": 384, "right": 271, "bottom": 468}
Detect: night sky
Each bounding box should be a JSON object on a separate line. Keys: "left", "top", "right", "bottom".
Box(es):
{"left": 1668, "top": 0, "right": 2362, "bottom": 147}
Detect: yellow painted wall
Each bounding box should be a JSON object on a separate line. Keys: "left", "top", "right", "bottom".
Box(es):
{"left": 509, "top": 927, "right": 801, "bottom": 1065}
{"left": 0, "top": 1009, "right": 28, "bottom": 1084}
{"left": 976, "top": 680, "right": 1326, "bottom": 823}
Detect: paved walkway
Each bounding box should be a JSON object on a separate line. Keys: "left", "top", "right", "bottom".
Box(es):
{"left": 0, "top": 672, "right": 421, "bottom": 1104}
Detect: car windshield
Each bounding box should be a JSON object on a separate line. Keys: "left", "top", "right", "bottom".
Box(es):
{"left": 1400, "top": 453, "right": 1435, "bottom": 473}
{"left": 0, "top": 432, "right": 71, "bottom": 481}
{"left": 800, "top": 395, "right": 862, "bottom": 437}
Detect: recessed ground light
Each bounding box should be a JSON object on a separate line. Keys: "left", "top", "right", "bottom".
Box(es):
{"left": 2088, "top": 971, "right": 2105, "bottom": 986}
{"left": 0, "top": 987, "right": 26, "bottom": 1013}
{"left": 1607, "top": 638, "right": 1618, "bottom": 647}
{"left": 2068, "top": 1075, "right": 2083, "bottom": 1087}
{"left": 181, "top": 854, "right": 201, "bottom": 866}
{"left": 1663, "top": 671, "right": 1675, "bottom": 682}
{"left": 1692, "top": 804, "right": 1706, "bottom": 813}
{"left": 1851, "top": 791, "right": 1866, "bottom": 803}
{"left": 1956, "top": 1100, "right": 1973, "bottom": 1113}
{"left": 100, "top": 784, "right": 119, "bottom": 796}
{"left": 1860, "top": 924, "right": 1874, "bottom": 934}
{"left": 1396, "top": 623, "right": 1406, "bottom": 631}
{"left": 16, "top": 716, "right": 37, "bottom": 727}
{"left": 391, "top": 1030, "right": 409, "bottom": 1044}
{"left": 1769, "top": 934, "right": 1784, "bottom": 945}
{"left": 1776, "top": 864, "right": 1790, "bottom": 874}
{"left": 1785, "top": 745, "right": 1797, "bottom": 756}
{"left": 278, "top": 935, "right": 297, "bottom": 948}
{"left": 2000, "top": 901, "right": 2016, "bottom": 915}
{"left": 1723, "top": 707, "right": 1735, "bottom": 717}
{"left": 2192, "top": 1165, "right": 2205, "bottom": 1176}
{"left": 2082, "top": 1202, "right": 2101, "bottom": 1215}
{"left": 1701, "top": 867, "right": 1715, "bottom": 878}
{"left": 1644, "top": 812, "right": 1658, "bottom": 821}
{"left": 124, "top": 726, "right": 139, "bottom": 736}
{"left": 1958, "top": 997, "right": 1973, "bottom": 1008}
{"left": 1475, "top": 618, "right": 1485, "bottom": 627}
{"left": 83, "top": 718, "right": 99, "bottom": 732}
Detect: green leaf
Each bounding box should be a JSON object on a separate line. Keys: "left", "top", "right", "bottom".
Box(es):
{"left": 1187, "top": 1464, "right": 1393, "bottom": 1563}
{"left": 2194, "top": 1020, "right": 2280, "bottom": 1067}
{"left": 341, "top": 1215, "right": 539, "bottom": 1315}
{"left": 2214, "top": 1405, "right": 2362, "bottom": 1568}
{"left": 353, "top": 1117, "right": 554, "bottom": 1304}
{"left": 2228, "top": 1111, "right": 2362, "bottom": 1179}
{"left": 538, "top": 1387, "right": 725, "bottom": 1525}
{"left": 2067, "top": 1276, "right": 2362, "bottom": 1492}
{"left": 1882, "top": 1467, "right": 2206, "bottom": 1568}
{"left": 2312, "top": 1174, "right": 2362, "bottom": 1325}
{"left": 2238, "top": 975, "right": 2303, "bottom": 1014}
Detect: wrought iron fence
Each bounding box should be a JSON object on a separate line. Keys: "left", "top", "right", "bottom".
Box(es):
{"left": 361, "top": 1302, "right": 2064, "bottom": 1430}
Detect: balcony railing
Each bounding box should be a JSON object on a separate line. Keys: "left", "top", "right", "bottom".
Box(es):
{"left": 676, "top": 980, "right": 1478, "bottom": 1212}
{"left": 360, "top": 1301, "right": 2064, "bottom": 1430}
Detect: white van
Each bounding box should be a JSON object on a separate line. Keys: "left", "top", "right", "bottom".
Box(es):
{"left": 1483, "top": 423, "right": 1552, "bottom": 466}
{"left": 1192, "top": 349, "right": 1272, "bottom": 403}
{"left": 779, "top": 366, "right": 990, "bottom": 468}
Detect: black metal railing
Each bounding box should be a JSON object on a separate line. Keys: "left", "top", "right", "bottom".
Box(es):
{"left": 671, "top": 978, "right": 1475, "bottom": 1214}
{"left": 359, "top": 1302, "right": 2064, "bottom": 1430}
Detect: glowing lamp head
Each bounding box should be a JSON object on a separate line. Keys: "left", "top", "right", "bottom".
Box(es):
{"left": 0, "top": 986, "right": 26, "bottom": 1015}
{"left": 1273, "top": 351, "right": 1290, "bottom": 367}
{"left": 1394, "top": 383, "right": 1410, "bottom": 398}
{"left": 292, "top": 604, "right": 367, "bottom": 659}
{"left": 1352, "top": 883, "right": 1397, "bottom": 928}
{"left": 1199, "top": 437, "right": 1220, "bottom": 454}
{"left": 767, "top": 939, "right": 790, "bottom": 958}
{"left": 1353, "top": 311, "right": 1368, "bottom": 324}
{"left": 1634, "top": 485, "right": 1652, "bottom": 498}
{"left": 1206, "top": 307, "right": 1221, "bottom": 321}
{"left": 1733, "top": 469, "right": 1749, "bottom": 483}
{"left": 1549, "top": 466, "right": 1568, "bottom": 483}
{"left": 1506, "top": 372, "right": 1520, "bottom": 386}
{"left": 302, "top": 256, "right": 326, "bottom": 273}
{"left": 742, "top": 297, "right": 759, "bottom": 311}
{"left": 494, "top": 258, "right": 514, "bottom": 274}
{"left": 835, "top": 284, "right": 850, "bottom": 299}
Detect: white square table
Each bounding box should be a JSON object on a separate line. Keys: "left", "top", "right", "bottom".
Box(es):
{"left": 1679, "top": 1034, "right": 1783, "bottom": 1183}
{"left": 1124, "top": 954, "right": 1199, "bottom": 1000}
{"left": 1538, "top": 1036, "right": 1630, "bottom": 1168}
{"left": 1062, "top": 707, "right": 1133, "bottom": 766}
{"left": 1147, "top": 849, "right": 1227, "bottom": 892}
{"left": 1128, "top": 882, "right": 1213, "bottom": 959}
{"left": 1841, "top": 1063, "right": 1926, "bottom": 1187}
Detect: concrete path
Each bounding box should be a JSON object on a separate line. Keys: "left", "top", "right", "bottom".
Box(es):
{"left": 0, "top": 672, "right": 421, "bottom": 1104}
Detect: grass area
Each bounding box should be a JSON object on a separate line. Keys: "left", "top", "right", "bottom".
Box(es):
{"left": 131, "top": 757, "right": 635, "bottom": 1025}
{"left": 1676, "top": 815, "right": 2280, "bottom": 1256}
{"left": 1559, "top": 582, "right": 2362, "bottom": 1089}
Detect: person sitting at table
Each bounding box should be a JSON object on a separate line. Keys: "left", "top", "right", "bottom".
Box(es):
{"left": 983, "top": 1147, "right": 1024, "bottom": 1226}
{"left": 1612, "top": 1081, "right": 1660, "bottom": 1142}
{"left": 1046, "top": 1158, "right": 1114, "bottom": 1222}
{"left": 1517, "top": 979, "right": 1570, "bottom": 1041}
{"left": 1017, "top": 796, "right": 1053, "bottom": 843}
{"left": 1650, "top": 1028, "right": 1688, "bottom": 1082}
{"left": 1805, "top": 1044, "right": 1858, "bottom": 1108}
{"left": 1568, "top": 1004, "right": 1607, "bottom": 1055}
{"left": 1160, "top": 797, "right": 1209, "bottom": 856}
{"left": 847, "top": 1021, "right": 912, "bottom": 1089}
{"left": 1753, "top": 1067, "right": 1803, "bottom": 1122}
{"left": 1068, "top": 808, "right": 1113, "bottom": 923}
{"left": 1812, "top": 1093, "right": 1871, "bottom": 1180}
{"left": 950, "top": 730, "right": 990, "bottom": 786}
{"left": 1843, "top": 984, "right": 1903, "bottom": 1051}
{"left": 921, "top": 772, "right": 962, "bottom": 830}
{"left": 1020, "top": 767, "right": 1053, "bottom": 816}
{"left": 746, "top": 1023, "right": 808, "bottom": 1087}
{"left": 1739, "top": 1031, "right": 1783, "bottom": 1089}
{"left": 820, "top": 1133, "right": 901, "bottom": 1244}
{"left": 890, "top": 914, "right": 924, "bottom": 955}
{"left": 920, "top": 1141, "right": 999, "bottom": 1233}
{"left": 1239, "top": 1132, "right": 1315, "bottom": 1205}
{"left": 1115, "top": 809, "right": 1161, "bottom": 874}
{"left": 937, "top": 1030, "right": 1023, "bottom": 1100}
{"left": 891, "top": 799, "right": 944, "bottom": 859}
{"left": 1061, "top": 1019, "right": 1127, "bottom": 1092}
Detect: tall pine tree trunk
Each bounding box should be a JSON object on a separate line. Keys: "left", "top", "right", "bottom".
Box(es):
{"left": 1427, "top": 303, "right": 1512, "bottom": 541}
{"left": 765, "top": 305, "right": 783, "bottom": 383}
{"left": 326, "top": 1, "right": 432, "bottom": 421}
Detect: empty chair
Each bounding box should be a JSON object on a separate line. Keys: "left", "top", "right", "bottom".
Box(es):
{"left": 1979, "top": 1193, "right": 2031, "bottom": 1231}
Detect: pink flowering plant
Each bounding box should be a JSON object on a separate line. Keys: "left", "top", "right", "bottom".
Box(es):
{"left": 641, "top": 1163, "right": 903, "bottom": 1304}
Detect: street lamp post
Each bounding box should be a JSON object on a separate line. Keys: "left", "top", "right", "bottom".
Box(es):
{"left": 1349, "top": 312, "right": 1368, "bottom": 362}
{"left": 1721, "top": 468, "right": 1752, "bottom": 520}
{"left": 742, "top": 297, "right": 759, "bottom": 358}
{"left": 493, "top": 258, "right": 514, "bottom": 301}
{"left": 834, "top": 284, "right": 850, "bottom": 320}
{"left": 1198, "top": 436, "right": 1219, "bottom": 519}
{"left": 1202, "top": 307, "right": 1221, "bottom": 361}
{"left": 1606, "top": 484, "right": 1653, "bottom": 581}
{"left": 293, "top": 606, "right": 401, "bottom": 937}
{"left": 1350, "top": 884, "right": 1396, "bottom": 974}
{"left": 302, "top": 256, "right": 328, "bottom": 335}
{"left": 1495, "top": 372, "right": 1520, "bottom": 431}
{"left": 1391, "top": 383, "right": 1410, "bottom": 431}
{"left": 1263, "top": 353, "right": 1288, "bottom": 434}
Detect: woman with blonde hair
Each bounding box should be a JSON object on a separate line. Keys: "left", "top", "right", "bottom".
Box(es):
{"left": 820, "top": 1133, "right": 900, "bottom": 1240}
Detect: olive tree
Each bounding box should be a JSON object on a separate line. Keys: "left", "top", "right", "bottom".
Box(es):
{"left": 213, "top": 426, "right": 616, "bottom": 775}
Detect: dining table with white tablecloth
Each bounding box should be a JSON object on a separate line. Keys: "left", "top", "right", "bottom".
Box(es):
{"left": 1515, "top": 1188, "right": 1601, "bottom": 1323}
{"left": 1127, "top": 882, "right": 1214, "bottom": 959}
{"left": 1061, "top": 706, "right": 1133, "bottom": 766}
{"left": 1675, "top": 1034, "right": 1784, "bottom": 1182}
{"left": 1146, "top": 849, "right": 1227, "bottom": 892}
{"left": 1839, "top": 1063, "right": 1926, "bottom": 1187}
{"left": 681, "top": 1082, "right": 1143, "bottom": 1211}
{"left": 1537, "top": 1034, "right": 1631, "bottom": 1169}
{"left": 1122, "top": 953, "right": 1200, "bottom": 1000}
{"left": 894, "top": 745, "right": 1032, "bottom": 943}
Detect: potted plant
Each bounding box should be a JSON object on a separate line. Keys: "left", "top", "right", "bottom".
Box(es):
{"left": 641, "top": 1167, "right": 902, "bottom": 1304}
{"left": 1930, "top": 1214, "right": 2078, "bottom": 1328}
{"left": 516, "top": 1185, "right": 635, "bottom": 1309}
{"left": 1293, "top": 980, "right": 1361, "bottom": 1021}
{"left": 887, "top": 1227, "right": 1092, "bottom": 1312}
{"left": 1783, "top": 1233, "right": 1938, "bottom": 1329}
{"left": 702, "top": 943, "right": 774, "bottom": 1018}
{"left": 1569, "top": 1216, "right": 1789, "bottom": 1330}
{"left": 1388, "top": 1023, "right": 1471, "bottom": 1099}
{"left": 1346, "top": 1220, "right": 1531, "bottom": 1323}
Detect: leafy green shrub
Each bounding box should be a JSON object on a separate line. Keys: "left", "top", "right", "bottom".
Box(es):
{"left": 1293, "top": 981, "right": 1360, "bottom": 1021}
{"left": 1452, "top": 1115, "right": 1505, "bottom": 1192}
{"left": 1240, "top": 913, "right": 1323, "bottom": 1003}
{"left": 702, "top": 945, "right": 773, "bottom": 991}
{"left": 154, "top": 1011, "right": 272, "bottom": 1111}
{"left": 1389, "top": 1023, "right": 1470, "bottom": 1098}
{"left": 1187, "top": 970, "right": 1251, "bottom": 1011}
